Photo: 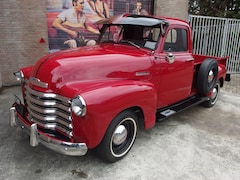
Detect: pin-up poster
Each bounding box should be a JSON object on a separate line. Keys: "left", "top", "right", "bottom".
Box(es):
{"left": 46, "top": 0, "right": 153, "bottom": 52}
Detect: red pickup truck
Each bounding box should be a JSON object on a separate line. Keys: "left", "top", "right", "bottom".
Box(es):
{"left": 10, "top": 14, "right": 229, "bottom": 163}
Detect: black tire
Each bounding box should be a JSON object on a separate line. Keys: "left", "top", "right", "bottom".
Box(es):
{"left": 197, "top": 58, "right": 218, "bottom": 94}
{"left": 202, "top": 81, "right": 220, "bottom": 108}
{"left": 95, "top": 110, "right": 138, "bottom": 163}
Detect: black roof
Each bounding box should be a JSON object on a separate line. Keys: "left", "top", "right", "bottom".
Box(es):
{"left": 95, "top": 14, "right": 168, "bottom": 27}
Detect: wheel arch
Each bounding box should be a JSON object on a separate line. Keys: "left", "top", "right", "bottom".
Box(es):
{"left": 70, "top": 80, "right": 157, "bottom": 149}
{"left": 116, "top": 106, "right": 145, "bottom": 130}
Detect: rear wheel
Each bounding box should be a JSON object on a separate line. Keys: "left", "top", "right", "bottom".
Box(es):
{"left": 95, "top": 110, "right": 138, "bottom": 163}
{"left": 202, "top": 81, "right": 220, "bottom": 108}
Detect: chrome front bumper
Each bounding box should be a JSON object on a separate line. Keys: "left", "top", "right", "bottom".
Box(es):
{"left": 9, "top": 106, "right": 88, "bottom": 156}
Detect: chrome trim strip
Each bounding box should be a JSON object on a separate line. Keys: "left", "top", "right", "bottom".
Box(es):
{"left": 24, "top": 85, "right": 70, "bottom": 105}
{"left": 26, "top": 103, "right": 71, "bottom": 121}
{"left": 25, "top": 93, "right": 71, "bottom": 113}
{"left": 27, "top": 110, "right": 72, "bottom": 128}
{"left": 24, "top": 83, "right": 72, "bottom": 137}
{"left": 30, "top": 77, "right": 48, "bottom": 89}
{"left": 27, "top": 111, "right": 73, "bottom": 131}
{"left": 30, "top": 123, "right": 39, "bottom": 146}
{"left": 10, "top": 107, "right": 87, "bottom": 156}
{"left": 186, "top": 58, "right": 194, "bottom": 61}
{"left": 135, "top": 71, "right": 150, "bottom": 76}
{"left": 9, "top": 107, "right": 17, "bottom": 126}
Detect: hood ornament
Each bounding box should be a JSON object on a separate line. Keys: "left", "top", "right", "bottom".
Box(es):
{"left": 30, "top": 77, "right": 48, "bottom": 88}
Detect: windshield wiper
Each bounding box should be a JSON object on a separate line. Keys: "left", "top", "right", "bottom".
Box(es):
{"left": 119, "top": 40, "right": 140, "bottom": 49}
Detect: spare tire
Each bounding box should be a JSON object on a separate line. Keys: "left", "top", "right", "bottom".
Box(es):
{"left": 197, "top": 58, "right": 218, "bottom": 94}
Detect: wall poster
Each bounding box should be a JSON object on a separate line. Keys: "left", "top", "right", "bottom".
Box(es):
{"left": 46, "top": 0, "right": 154, "bottom": 52}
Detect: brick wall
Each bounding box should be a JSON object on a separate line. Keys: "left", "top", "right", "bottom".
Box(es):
{"left": 154, "top": 0, "right": 189, "bottom": 20}
{"left": 0, "top": 0, "right": 49, "bottom": 86}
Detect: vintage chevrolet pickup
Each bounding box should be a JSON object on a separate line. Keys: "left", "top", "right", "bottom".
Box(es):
{"left": 10, "top": 14, "right": 229, "bottom": 162}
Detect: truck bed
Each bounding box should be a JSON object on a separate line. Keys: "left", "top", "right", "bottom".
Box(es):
{"left": 193, "top": 54, "right": 228, "bottom": 66}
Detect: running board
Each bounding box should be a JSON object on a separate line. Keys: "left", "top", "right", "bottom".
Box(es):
{"left": 156, "top": 96, "right": 209, "bottom": 121}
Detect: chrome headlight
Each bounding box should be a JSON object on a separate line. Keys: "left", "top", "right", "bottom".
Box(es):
{"left": 13, "top": 71, "right": 24, "bottom": 82}
{"left": 71, "top": 96, "right": 87, "bottom": 117}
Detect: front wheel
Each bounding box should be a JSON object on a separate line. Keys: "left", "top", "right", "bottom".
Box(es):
{"left": 202, "top": 81, "right": 220, "bottom": 108}
{"left": 95, "top": 110, "right": 138, "bottom": 163}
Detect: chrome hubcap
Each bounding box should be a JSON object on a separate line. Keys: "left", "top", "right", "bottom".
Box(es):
{"left": 113, "top": 125, "right": 127, "bottom": 145}
{"left": 211, "top": 87, "right": 218, "bottom": 100}
{"left": 110, "top": 116, "right": 137, "bottom": 158}
{"left": 210, "top": 83, "right": 220, "bottom": 104}
{"left": 208, "top": 70, "right": 214, "bottom": 83}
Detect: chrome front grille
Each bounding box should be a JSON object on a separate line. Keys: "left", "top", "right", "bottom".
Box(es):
{"left": 24, "top": 84, "right": 73, "bottom": 138}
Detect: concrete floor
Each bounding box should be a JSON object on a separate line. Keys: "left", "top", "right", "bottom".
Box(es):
{"left": 0, "top": 77, "right": 240, "bottom": 180}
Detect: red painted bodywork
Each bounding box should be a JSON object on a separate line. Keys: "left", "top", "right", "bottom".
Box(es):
{"left": 18, "top": 14, "right": 227, "bottom": 149}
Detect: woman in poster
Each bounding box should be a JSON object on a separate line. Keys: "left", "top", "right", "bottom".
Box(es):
{"left": 89, "top": 0, "right": 110, "bottom": 18}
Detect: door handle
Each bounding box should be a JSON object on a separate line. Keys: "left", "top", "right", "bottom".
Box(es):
{"left": 166, "top": 53, "right": 175, "bottom": 64}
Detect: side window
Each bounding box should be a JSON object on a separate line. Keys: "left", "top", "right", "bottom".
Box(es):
{"left": 143, "top": 27, "right": 161, "bottom": 50}
{"left": 143, "top": 27, "right": 160, "bottom": 41}
{"left": 164, "top": 28, "right": 188, "bottom": 52}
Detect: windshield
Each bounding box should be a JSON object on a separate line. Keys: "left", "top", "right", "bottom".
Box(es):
{"left": 97, "top": 24, "right": 161, "bottom": 50}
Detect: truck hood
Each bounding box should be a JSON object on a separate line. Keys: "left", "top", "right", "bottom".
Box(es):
{"left": 29, "top": 44, "right": 152, "bottom": 93}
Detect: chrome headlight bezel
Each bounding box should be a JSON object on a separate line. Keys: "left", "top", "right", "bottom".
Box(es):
{"left": 71, "top": 95, "right": 87, "bottom": 117}
{"left": 13, "top": 71, "right": 24, "bottom": 82}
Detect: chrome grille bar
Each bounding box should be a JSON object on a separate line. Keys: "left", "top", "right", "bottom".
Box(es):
{"left": 27, "top": 109, "right": 72, "bottom": 129}
{"left": 25, "top": 96, "right": 71, "bottom": 121}
{"left": 24, "top": 83, "right": 73, "bottom": 138}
